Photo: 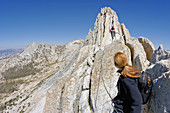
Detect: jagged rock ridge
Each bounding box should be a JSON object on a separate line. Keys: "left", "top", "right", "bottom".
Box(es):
{"left": 0, "top": 7, "right": 169, "bottom": 113}
{"left": 0, "top": 39, "right": 83, "bottom": 112}
{"left": 43, "top": 7, "right": 155, "bottom": 113}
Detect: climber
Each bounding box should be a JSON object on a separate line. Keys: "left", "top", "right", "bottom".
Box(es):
{"left": 112, "top": 52, "right": 142, "bottom": 113}
{"left": 110, "top": 26, "right": 125, "bottom": 40}
{"left": 110, "top": 26, "right": 115, "bottom": 40}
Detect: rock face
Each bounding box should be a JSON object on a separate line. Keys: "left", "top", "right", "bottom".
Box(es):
{"left": 139, "top": 37, "right": 155, "bottom": 61}
{"left": 0, "top": 39, "right": 83, "bottom": 112}
{"left": 121, "top": 24, "right": 150, "bottom": 71}
{"left": 0, "top": 7, "right": 169, "bottom": 113}
{"left": 151, "top": 45, "right": 170, "bottom": 64}
{"left": 88, "top": 7, "right": 124, "bottom": 48}
{"left": 43, "top": 40, "right": 132, "bottom": 113}
{"left": 43, "top": 7, "right": 155, "bottom": 113}
{"left": 90, "top": 40, "right": 132, "bottom": 112}
{"left": 144, "top": 46, "right": 170, "bottom": 113}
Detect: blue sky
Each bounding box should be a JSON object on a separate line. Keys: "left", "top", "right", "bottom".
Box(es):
{"left": 0, "top": 0, "right": 170, "bottom": 50}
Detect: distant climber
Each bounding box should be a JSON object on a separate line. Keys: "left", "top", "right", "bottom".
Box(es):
{"left": 110, "top": 26, "right": 115, "bottom": 40}
{"left": 110, "top": 26, "right": 125, "bottom": 40}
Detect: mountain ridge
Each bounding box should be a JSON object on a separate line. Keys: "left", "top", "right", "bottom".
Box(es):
{"left": 0, "top": 7, "right": 169, "bottom": 113}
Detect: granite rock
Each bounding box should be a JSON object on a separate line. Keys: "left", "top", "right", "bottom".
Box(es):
{"left": 139, "top": 37, "right": 155, "bottom": 61}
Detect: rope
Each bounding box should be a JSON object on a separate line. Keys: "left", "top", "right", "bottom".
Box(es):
{"left": 101, "top": 74, "right": 118, "bottom": 113}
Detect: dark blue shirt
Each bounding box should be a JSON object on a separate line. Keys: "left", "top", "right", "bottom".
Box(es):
{"left": 113, "top": 75, "right": 142, "bottom": 113}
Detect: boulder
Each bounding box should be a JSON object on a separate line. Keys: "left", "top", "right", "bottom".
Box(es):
{"left": 138, "top": 37, "right": 155, "bottom": 61}
{"left": 121, "top": 24, "right": 149, "bottom": 71}
{"left": 126, "top": 37, "right": 149, "bottom": 71}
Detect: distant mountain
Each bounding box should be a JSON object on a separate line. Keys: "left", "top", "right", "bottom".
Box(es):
{"left": 0, "top": 48, "right": 24, "bottom": 57}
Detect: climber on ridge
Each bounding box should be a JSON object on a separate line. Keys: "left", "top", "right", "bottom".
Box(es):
{"left": 110, "top": 26, "right": 115, "bottom": 40}
{"left": 110, "top": 26, "right": 125, "bottom": 40}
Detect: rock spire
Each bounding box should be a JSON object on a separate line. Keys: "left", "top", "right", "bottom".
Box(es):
{"left": 1, "top": 7, "right": 169, "bottom": 113}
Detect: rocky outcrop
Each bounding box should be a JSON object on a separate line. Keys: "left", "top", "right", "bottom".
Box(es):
{"left": 0, "top": 39, "right": 83, "bottom": 79}
{"left": 43, "top": 7, "right": 154, "bottom": 113}
{"left": 0, "top": 39, "right": 83, "bottom": 112}
{"left": 43, "top": 40, "right": 132, "bottom": 113}
{"left": 151, "top": 45, "right": 170, "bottom": 64}
{"left": 20, "top": 42, "right": 40, "bottom": 57}
{"left": 143, "top": 46, "right": 170, "bottom": 113}
{"left": 121, "top": 24, "right": 150, "bottom": 71}
{"left": 1, "top": 7, "right": 169, "bottom": 113}
{"left": 139, "top": 37, "right": 155, "bottom": 61}
{"left": 89, "top": 7, "right": 124, "bottom": 48}
{"left": 90, "top": 40, "right": 131, "bottom": 112}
